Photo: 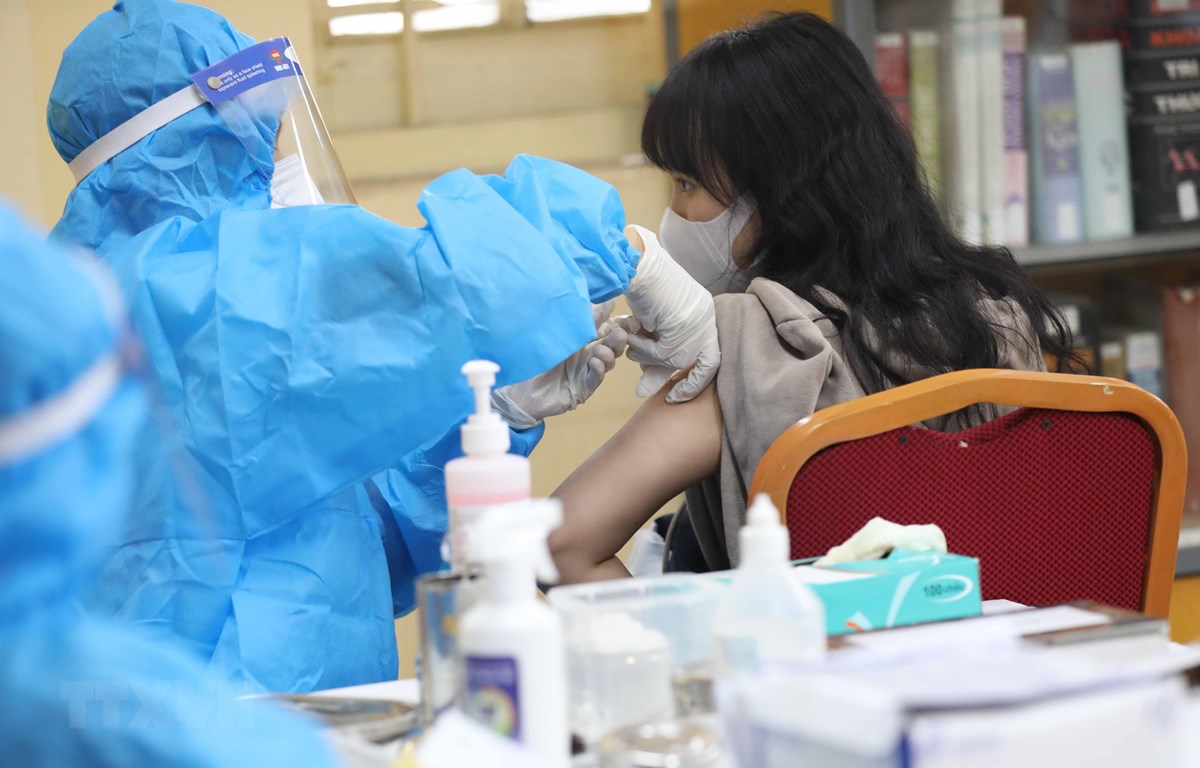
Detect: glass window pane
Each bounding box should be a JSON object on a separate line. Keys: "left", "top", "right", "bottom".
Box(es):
{"left": 526, "top": 0, "right": 651, "bottom": 23}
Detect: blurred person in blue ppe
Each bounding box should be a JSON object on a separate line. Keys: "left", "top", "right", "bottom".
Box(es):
{"left": 0, "top": 200, "right": 340, "bottom": 768}
{"left": 48, "top": 0, "right": 719, "bottom": 694}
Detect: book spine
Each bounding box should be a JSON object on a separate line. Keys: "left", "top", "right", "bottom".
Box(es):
{"left": 1071, "top": 41, "right": 1135, "bottom": 239}
{"left": 876, "top": 33, "right": 911, "bottom": 127}
{"left": 1100, "top": 339, "right": 1128, "bottom": 379}
{"left": 1126, "top": 12, "right": 1200, "bottom": 230}
{"left": 1125, "top": 50, "right": 1200, "bottom": 83}
{"left": 949, "top": 0, "right": 983, "bottom": 244}
{"left": 909, "top": 31, "right": 943, "bottom": 205}
{"left": 1126, "top": 330, "right": 1165, "bottom": 398}
{"left": 1028, "top": 52, "right": 1085, "bottom": 244}
{"left": 1050, "top": 298, "right": 1100, "bottom": 372}
{"left": 978, "top": 0, "right": 1006, "bottom": 245}
{"left": 1130, "top": 0, "right": 1200, "bottom": 15}
{"left": 1067, "top": 0, "right": 1132, "bottom": 46}
{"left": 1002, "top": 17, "right": 1029, "bottom": 247}
{"left": 1127, "top": 13, "right": 1200, "bottom": 51}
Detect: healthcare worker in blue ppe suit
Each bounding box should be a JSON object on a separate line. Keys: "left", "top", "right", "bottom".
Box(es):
{"left": 48, "top": 0, "right": 719, "bottom": 694}
{"left": 0, "top": 200, "right": 339, "bottom": 768}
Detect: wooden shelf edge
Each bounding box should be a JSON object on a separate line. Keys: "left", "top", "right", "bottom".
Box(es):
{"left": 1015, "top": 230, "right": 1200, "bottom": 268}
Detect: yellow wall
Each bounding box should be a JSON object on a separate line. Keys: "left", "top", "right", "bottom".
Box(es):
{"left": 0, "top": 0, "right": 44, "bottom": 225}
{"left": 319, "top": 17, "right": 655, "bottom": 133}
{"left": 677, "top": 0, "right": 832, "bottom": 54}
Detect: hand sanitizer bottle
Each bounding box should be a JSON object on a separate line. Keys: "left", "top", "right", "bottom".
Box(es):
{"left": 459, "top": 499, "right": 569, "bottom": 766}
{"left": 714, "top": 494, "right": 826, "bottom": 677}
{"left": 444, "top": 360, "right": 531, "bottom": 571}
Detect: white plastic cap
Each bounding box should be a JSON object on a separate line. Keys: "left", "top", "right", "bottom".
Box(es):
{"left": 468, "top": 499, "right": 563, "bottom": 602}
{"left": 460, "top": 360, "right": 510, "bottom": 456}
{"left": 740, "top": 494, "right": 789, "bottom": 566}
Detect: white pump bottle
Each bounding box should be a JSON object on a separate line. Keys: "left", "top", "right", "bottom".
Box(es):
{"left": 459, "top": 499, "right": 569, "bottom": 766}
{"left": 714, "top": 494, "right": 827, "bottom": 677}
{"left": 445, "top": 360, "right": 531, "bottom": 571}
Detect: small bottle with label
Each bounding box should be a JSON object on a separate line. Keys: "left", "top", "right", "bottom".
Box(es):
{"left": 714, "top": 494, "right": 826, "bottom": 677}
{"left": 459, "top": 499, "right": 568, "bottom": 765}
{"left": 444, "top": 360, "right": 531, "bottom": 570}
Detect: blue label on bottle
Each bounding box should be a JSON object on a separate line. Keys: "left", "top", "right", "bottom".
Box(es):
{"left": 465, "top": 656, "right": 521, "bottom": 739}
{"left": 190, "top": 37, "right": 303, "bottom": 106}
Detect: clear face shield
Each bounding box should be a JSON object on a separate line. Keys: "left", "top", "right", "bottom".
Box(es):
{"left": 68, "top": 36, "right": 355, "bottom": 208}
{"left": 192, "top": 37, "right": 356, "bottom": 207}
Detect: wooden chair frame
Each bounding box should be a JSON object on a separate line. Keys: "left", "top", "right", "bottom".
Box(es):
{"left": 748, "top": 369, "right": 1188, "bottom": 618}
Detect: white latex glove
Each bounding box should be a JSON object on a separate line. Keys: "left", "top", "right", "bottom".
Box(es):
{"left": 623, "top": 224, "right": 720, "bottom": 403}
{"left": 491, "top": 307, "right": 627, "bottom": 429}
{"left": 591, "top": 299, "right": 616, "bottom": 328}
{"left": 813, "top": 517, "right": 947, "bottom": 567}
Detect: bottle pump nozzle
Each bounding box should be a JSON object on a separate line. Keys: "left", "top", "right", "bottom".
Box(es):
{"left": 461, "top": 360, "right": 510, "bottom": 456}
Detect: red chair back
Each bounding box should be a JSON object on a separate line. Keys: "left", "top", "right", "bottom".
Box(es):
{"left": 785, "top": 407, "right": 1157, "bottom": 611}
{"left": 750, "top": 370, "right": 1187, "bottom": 617}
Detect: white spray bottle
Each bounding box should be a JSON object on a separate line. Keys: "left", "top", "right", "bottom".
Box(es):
{"left": 445, "top": 360, "right": 531, "bottom": 571}
{"left": 459, "top": 499, "right": 569, "bottom": 766}
{"left": 714, "top": 494, "right": 826, "bottom": 677}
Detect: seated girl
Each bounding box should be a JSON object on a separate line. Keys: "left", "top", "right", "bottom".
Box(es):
{"left": 549, "top": 11, "right": 1071, "bottom": 583}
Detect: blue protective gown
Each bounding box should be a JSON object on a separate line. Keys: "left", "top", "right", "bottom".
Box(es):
{"left": 0, "top": 201, "right": 336, "bottom": 767}
{"left": 49, "top": 0, "right": 639, "bottom": 693}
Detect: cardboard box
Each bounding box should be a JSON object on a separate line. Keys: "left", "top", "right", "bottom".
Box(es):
{"left": 702, "top": 550, "right": 982, "bottom": 637}
{"left": 800, "top": 550, "right": 982, "bottom": 636}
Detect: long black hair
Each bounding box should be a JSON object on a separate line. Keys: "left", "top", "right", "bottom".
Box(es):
{"left": 642, "top": 12, "right": 1074, "bottom": 393}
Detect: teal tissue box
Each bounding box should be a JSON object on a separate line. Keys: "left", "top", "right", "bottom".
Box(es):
{"left": 797, "top": 550, "right": 982, "bottom": 635}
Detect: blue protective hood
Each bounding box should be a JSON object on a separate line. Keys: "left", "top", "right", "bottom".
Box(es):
{"left": 49, "top": 0, "right": 275, "bottom": 254}
{"left": 0, "top": 202, "right": 123, "bottom": 616}
{"left": 0, "top": 199, "right": 335, "bottom": 768}
{"left": 0, "top": 205, "right": 114, "bottom": 421}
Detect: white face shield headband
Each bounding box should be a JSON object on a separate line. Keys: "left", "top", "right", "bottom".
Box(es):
{"left": 67, "top": 37, "right": 355, "bottom": 208}
{"left": 0, "top": 353, "right": 121, "bottom": 466}
{"left": 0, "top": 258, "right": 125, "bottom": 465}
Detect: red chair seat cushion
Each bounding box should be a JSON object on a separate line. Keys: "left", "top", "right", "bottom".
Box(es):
{"left": 785, "top": 407, "right": 1157, "bottom": 611}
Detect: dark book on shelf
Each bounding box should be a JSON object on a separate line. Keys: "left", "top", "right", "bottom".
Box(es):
{"left": 1048, "top": 294, "right": 1101, "bottom": 372}
{"left": 1131, "top": 0, "right": 1200, "bottom": 17}
{"left": 1100, "top": 337, "right": 1128, "bottom": 379}
{"left": 1126, "top": 12, "right": 1200, "bottom": 229}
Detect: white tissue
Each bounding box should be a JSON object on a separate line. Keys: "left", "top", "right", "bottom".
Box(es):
{"left": 813, "top": 517, "right": 947, "bottom": 567}
{"left": 565, "top": 611, "right": 670, "bottom": 654}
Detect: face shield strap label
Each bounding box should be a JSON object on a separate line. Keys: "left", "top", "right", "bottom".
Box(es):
{"left": 190, "top": 37, "right": 303, "bottom": 107}
{"left": 0, "top": 353, "right": 122, "bottom": 465}
{"left": 67, "top": 38, "right": 304, "bottom": 185}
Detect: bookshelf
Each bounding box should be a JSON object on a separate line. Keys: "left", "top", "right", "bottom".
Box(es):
{"left": 1015, "top": 230, "right": 1200, "bottom": 268}
{"left": 830, "top": 0, "right": 1200, "bottom": 579}
{"left": 831, "top": 0, "right": 1200, "bottom": 265}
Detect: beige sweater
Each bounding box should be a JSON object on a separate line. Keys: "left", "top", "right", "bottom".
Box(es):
{"left": 681, "top": 278, "right": 1045, "bottom": 570}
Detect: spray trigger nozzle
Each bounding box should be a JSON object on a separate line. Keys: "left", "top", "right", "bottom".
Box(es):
{"left": 467, "top": 499, "right": 563, "bottom": 585}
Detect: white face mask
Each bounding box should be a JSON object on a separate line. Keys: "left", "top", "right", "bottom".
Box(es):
{"left": 270, "top": 153, "right": 326, "bottom": 208}
{"left": 658, "top": 198, "right": 757, "bottom": 295}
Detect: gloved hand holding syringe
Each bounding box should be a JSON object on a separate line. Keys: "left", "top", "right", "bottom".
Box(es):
{"left": 493, "top": 225, "right": 721, "bottom": 426}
